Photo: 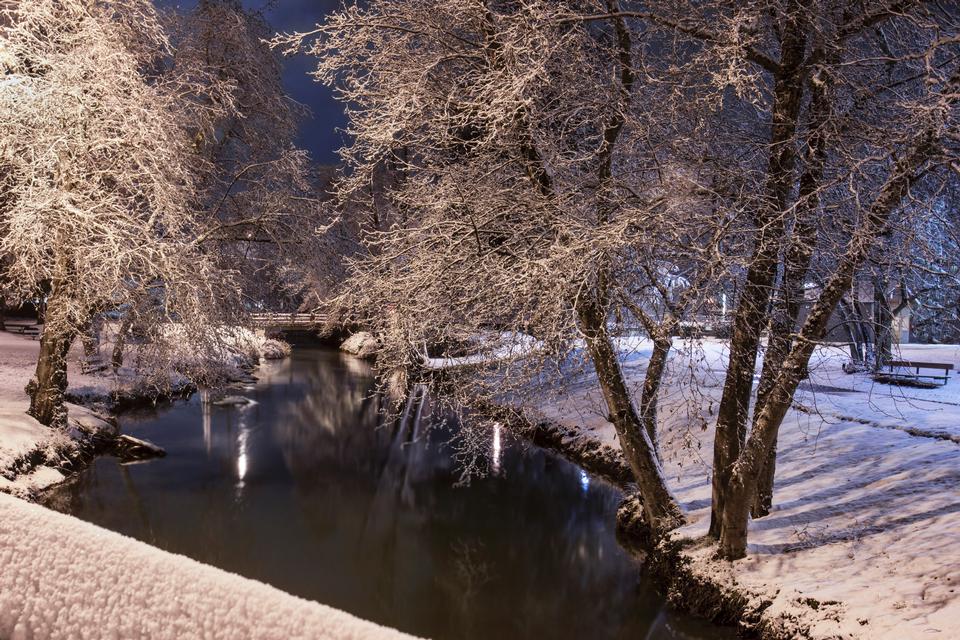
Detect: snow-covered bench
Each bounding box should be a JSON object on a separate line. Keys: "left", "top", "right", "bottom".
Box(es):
{"left": 874, "top": 360, "right": 953, "bottom": 387}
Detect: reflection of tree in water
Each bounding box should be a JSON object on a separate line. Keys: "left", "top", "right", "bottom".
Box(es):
{"left": 266, "top": 356, "right": 712, "bottom": 638}
{"left": 267, "top": 355, "right": 436, "bottom": 486}
{"left": 42, "top": 458, "right": 158, "bottom": 545}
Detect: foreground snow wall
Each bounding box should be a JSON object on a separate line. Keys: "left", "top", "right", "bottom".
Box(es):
{"left": 0, "top": 494, "right": 419, "bottom": 640}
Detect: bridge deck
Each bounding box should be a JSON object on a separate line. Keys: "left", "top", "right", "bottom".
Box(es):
{"left": 249, "top": 313, "right": 328, "bottom": 329}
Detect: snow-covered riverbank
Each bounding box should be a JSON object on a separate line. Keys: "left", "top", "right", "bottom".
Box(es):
{"left": 1, "top": 331, "right": 113, "bottom": 496}
{"left": 0, "top": 327, "right": 285, "bottom": 496}
{"left": 510, "top": 338, "right": 960, "bottom": 639}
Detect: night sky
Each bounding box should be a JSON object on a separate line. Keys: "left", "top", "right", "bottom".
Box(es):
{"left": 160, "top": 0, "right": 348, "bottom": 165}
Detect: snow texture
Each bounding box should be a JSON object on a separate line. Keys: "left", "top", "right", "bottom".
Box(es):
{"left": 422, "top": 331, "right": 538, "bottom": 370}
{"left": 1, "top": 332, "right": 78, "bottom": 495}
{"left": 528, "top": 337, "right": 960, "bottom": 639}
{"left": 0, "top": 493, "right": 418, "bottom": 640}
{"left": 340, "top": 331, "right": 379, "bottom": 359}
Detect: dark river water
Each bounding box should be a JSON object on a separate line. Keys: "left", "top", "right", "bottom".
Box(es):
{"left": 45, "top": 348, "right": 732, "bottom": 640}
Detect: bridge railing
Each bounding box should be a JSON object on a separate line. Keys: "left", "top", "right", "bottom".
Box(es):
{"left": 249, "top": 312, "right": 328, "bottom": 328}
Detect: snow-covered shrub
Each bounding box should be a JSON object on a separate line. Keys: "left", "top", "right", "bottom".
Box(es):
{"left": 260, "top": 338, "right": 292, "bottom": 360}
{"left": 130, "top": 324, "right": 289, "bottom": 389}
{"left": 340, "top": 331, "right": 379, "bottom": 359}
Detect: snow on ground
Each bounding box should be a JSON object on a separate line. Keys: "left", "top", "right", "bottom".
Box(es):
{"left": 796, "top": 343, "right": 960, "bottom": 443}
{"left": 1, "top": 325, "right": 289, "bottom": 492}
{"left": 0, "top": 330, "right": 125, "bottom": 494}
{"left": 0, "top": 331, "right": 76, "bottom": 495}
{"left": 528, "top": 337, "right": 960, "bottom": 639}
{"left": 422, "top": 331, "right": 539, "bottom": 370}
{"left": 0, "top": 492, "right": 417, "bottom": 640}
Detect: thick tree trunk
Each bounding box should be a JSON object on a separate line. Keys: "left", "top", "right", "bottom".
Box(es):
{"left": 710, "top": 262, "right": 776, "bottom": 535}
{"left": 719, "top": 278, "right": 847, "bottom": 558}
{"left": 749, "top": 46, "right": 835, "bottom": 517}
{"left": 577, "top": 291, "right": 684, "bottom": 533}
{"left": 27, "top": 292, "right": 76, "bottom": 428}
{"left": 750, "top": 228, "right": 817, "bottom": 518}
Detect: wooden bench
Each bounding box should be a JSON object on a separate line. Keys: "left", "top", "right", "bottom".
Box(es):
{"left": 874, "top": 360, "right": 954, "bottom": 387}
{"left": 79, "top": 356, "right": 108, "bottom": 374}
{"left": 5, "top": 322, "right": 42, "bottom": 339}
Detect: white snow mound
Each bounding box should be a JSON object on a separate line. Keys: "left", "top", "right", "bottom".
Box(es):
{"left": 0, "top": 493, "right": 419, "bottom": 640}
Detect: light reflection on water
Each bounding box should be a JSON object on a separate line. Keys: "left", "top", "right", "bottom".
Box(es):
{"left": 45, "top": 348, "right": 733, "bottom": 640}
{"left": 491, "top": 422, "right": 502, "bottom": 475}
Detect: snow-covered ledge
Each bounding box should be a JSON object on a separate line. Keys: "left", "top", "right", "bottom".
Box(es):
{"left": 0, "top": 494, "right": 418, "bottom": 640}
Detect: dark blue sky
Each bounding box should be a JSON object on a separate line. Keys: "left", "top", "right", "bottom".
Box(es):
{"left": 161, "top": 0, "right": 347, "bottom": 165}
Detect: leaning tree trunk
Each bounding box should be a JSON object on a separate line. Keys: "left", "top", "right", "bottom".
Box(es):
{"left": 720, "top": 266, "right": 863, "bottom": 558}
{"left": 751, "top": 223, "right": 819, "bottom": 517}
{"left": 751, "top": 307, "right": 795, "bottom": 518}
{"left": 577, "top": 291, "right": 684, "bottom": 533}
{"left": 638, "top": 334, "right": 672, "bottom": 458}
{"left": 711, "top": 262, "right": 777, "bottom": 535}
{"left": 749, "top": 42, "right": 834, "bottom": 517}
{"left": 26, "top": 291, "right": 76, "bottom": 429}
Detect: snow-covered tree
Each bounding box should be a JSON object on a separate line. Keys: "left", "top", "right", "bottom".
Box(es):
{"left": 169, "top": 0, "right": 326, "bottom": 313}
{"left": 275, "top": 0, "right": 734, "bottom": 532}
{"left": 638, "top": 0, "right": 960, "bottom": 557}
{"left": 0, "top": 0, "right": 239, "bottom": 427}
{"left": 281, "top": 0, "right": 960, "bottom": 559}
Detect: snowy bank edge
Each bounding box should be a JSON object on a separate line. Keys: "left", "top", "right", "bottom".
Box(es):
{"left": 493, "top": 406, "right": 840, "bottom": 640}
{"left": 0, "top": 403, "right": 117, "bottom": 499}
{"left": 0, "top": 493, "right": 420, "bottom": 640}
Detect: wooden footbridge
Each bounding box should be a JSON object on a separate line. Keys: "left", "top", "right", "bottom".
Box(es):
{"left": 249, "top": 313, "right": 328, "bottom": 331}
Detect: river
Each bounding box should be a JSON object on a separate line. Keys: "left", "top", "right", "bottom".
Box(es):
{"left": 44, "top": 348, "right": 733, "bottom": 640}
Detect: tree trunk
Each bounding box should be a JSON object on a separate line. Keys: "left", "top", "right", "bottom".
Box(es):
{"left": 710, "top": 265, "right": 775, "bottom": 535}
{"left": 80, "top": 312, "right": 102, "bottom": 360}
{"left": 873, "top": 276, "right": 893, "bottom": 368}
{"left": 112, "top": 314, "right": 135, "bottom": 371}
{"left": 639, "top": 334, "right": 672, "bottom": 457}
{"left": 718, "top": 124, "right": 943, "bottom": 560}
{"left": 27, "top": 296, "right": 76, "bottom": 429}
{"left": 848, "top": 292, "right": 878, "bottom": 365}
{"left": 719, "top": 275, "right": 849, "bottom": 558}
{"left": 838, "top": 298, "right": 866, "bottom": 364}
{"left": 577, "top": 291, "right": 684, "bottom": 533}
{"left": 709, "top": 6, "right": 809, "bottom": 537}
{"left": 751, "top": 224, "right": 818, "bottom": 518}
{"left": 749, "top": 43, "right": 835, "bottom": 517}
